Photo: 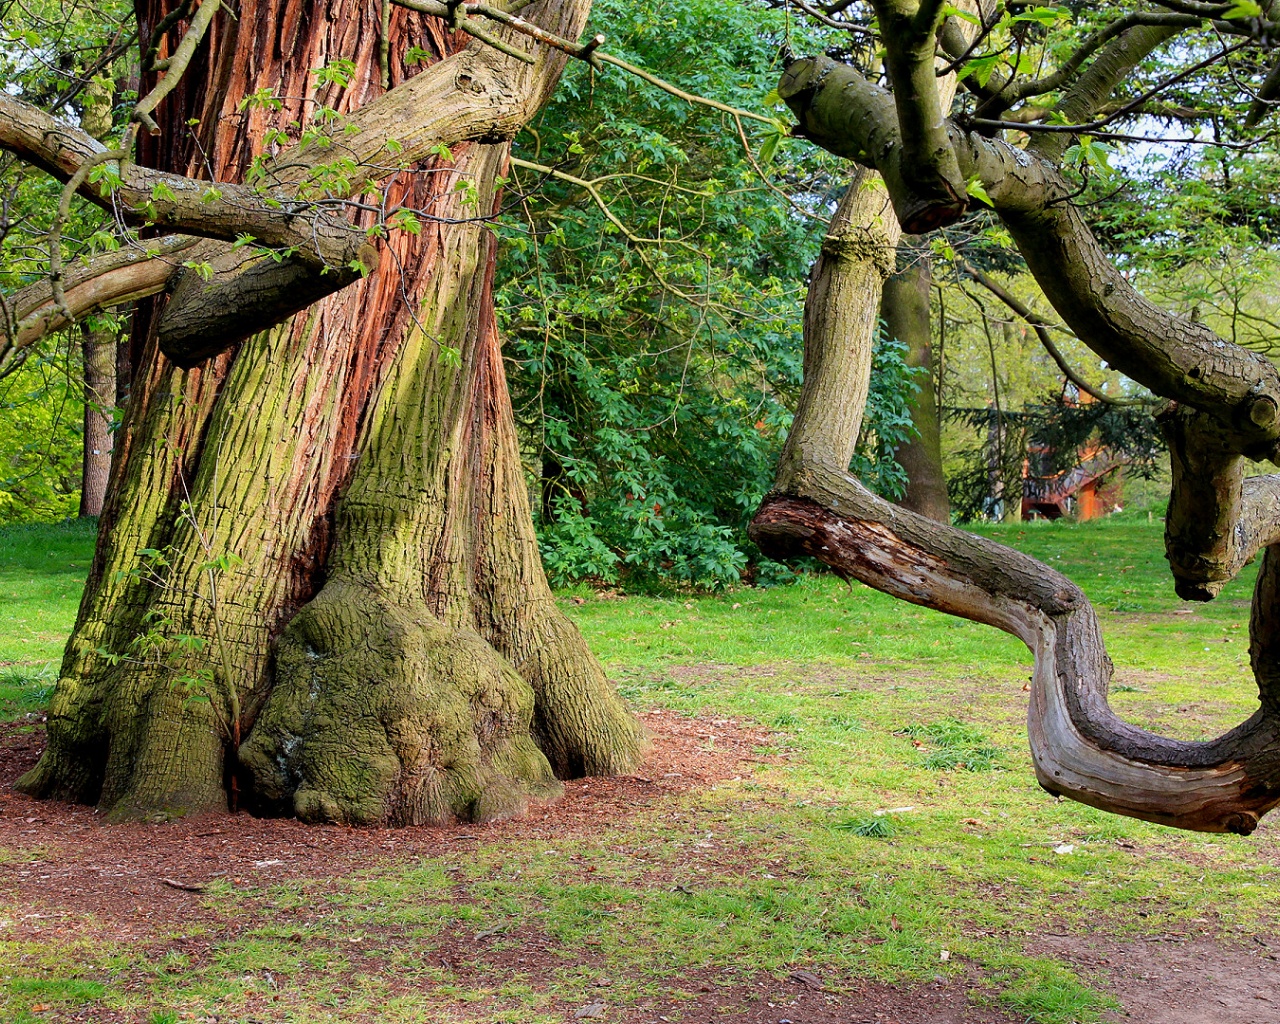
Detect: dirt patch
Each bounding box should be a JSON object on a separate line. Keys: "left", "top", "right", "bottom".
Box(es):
{"left": 0, "top": 708, "right": 772, "bottom": 930}
{"left": 5, "top": 708, "right": 1273, "bottom": 1024}
{"left": 1030, "top": 933, "right": 1280, "bottom": 1023}
{"left": 0, "top": 710, "right": 1031, "bottom": 1023}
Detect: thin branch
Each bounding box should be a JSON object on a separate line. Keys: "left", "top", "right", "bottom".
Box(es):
{"left": 133, "top": 0, "right": 221, "bottom": 133}
{"left": 961, "top": 261, "right": 1147, "bottom": 407}
{"left": 970, "top": 41, "right": 1251, "bottom": 137}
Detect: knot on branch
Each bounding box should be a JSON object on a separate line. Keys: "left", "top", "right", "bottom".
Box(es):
{"left": 820, "top": 233, "right": 895, "bottom": 277}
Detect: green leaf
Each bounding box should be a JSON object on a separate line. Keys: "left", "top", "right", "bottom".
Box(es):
{"left": 312, "top": 58, "right": 357, "bottom": 88}
{"left": 965, "top": 175, "right": 992, "bottom": 208}
{"left": 1224, "top": 1, "right": 1263, "bottom": 17}
{"left": 961, "top": 52, "right": 1003, "bottom": 88}
{"left": 1010, "top": 5, "right": 1071, "bottom": 26}
{"left": 389, "top": 209, "right": 422, "bottom": 236}
{"left": 941, "top": 3, "right": 980, "bottom": 25}
{"left": 182, "top": 260, "right": 215, "bottom": 282}
{"left": 758, "top": 130, "right": 782, "bottom": 166}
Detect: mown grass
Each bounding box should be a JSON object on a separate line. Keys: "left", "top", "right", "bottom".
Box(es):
{"left": 0, "top": 518, "right": 95, "bottom": 719}
{"left": 1, "top": 512, "right": 1276, "bottom": 1024}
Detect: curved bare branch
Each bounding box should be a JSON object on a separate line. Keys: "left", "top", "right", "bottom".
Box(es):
{"left": 778, "top": 54, "right": 1280, "bottom": 456}
{"left": 751, "top": 478, "right": 1280, "bottom": 835}
{"left": 766, "top": 17, "right": 1280, "bottom": 834}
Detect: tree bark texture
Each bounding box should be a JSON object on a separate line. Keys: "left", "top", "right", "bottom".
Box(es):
{"left": 760, "top": 19, "right": 1280, "bottom": 832}
{"left": 18, "top": 0, "right": 642, "bottom": 823}
{"left": 881, "top": 246, "right": 949, "bottom": 523}
{"left": 78, "top": 323, "right": 117, "bottom": 518}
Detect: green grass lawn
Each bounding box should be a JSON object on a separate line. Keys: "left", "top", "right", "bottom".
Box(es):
{"left": 0, "top": 518, "right": 96, "bottom": 716}
{"left": 1, "top": 513, "right": 1276, "bottom": 1024}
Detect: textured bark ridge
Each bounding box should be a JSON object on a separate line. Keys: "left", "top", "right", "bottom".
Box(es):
{"left": 18, "top": 0, "right": 641, "bottom": 823}
{"left": 239, "top": 145, "right": 642, "bottom": 825}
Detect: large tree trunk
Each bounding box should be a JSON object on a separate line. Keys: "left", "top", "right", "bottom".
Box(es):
{"left": 18, "top": 0, "right": 641, "bottom": 823}
{"left": 881, "top": 245, "right": 948, "bottom": 523}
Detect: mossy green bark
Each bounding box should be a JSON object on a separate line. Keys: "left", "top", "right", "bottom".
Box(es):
{"left": 240, "top": 145, "right": 643, "bottom": 825}
{"left": 20, "top": 142, "right": 643, "bottom": 824}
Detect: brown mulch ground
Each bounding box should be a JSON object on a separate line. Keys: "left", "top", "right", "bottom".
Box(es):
{"left": 0, "top": 709, "right": 772, "bottom": 923}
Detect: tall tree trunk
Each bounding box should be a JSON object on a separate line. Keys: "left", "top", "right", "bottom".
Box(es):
{"left": 78, "top": 323, "right": 117, "bottom": 518}
{"left": 881, "top": 244, "right": 948, "bottom": 522}
{"left": 18, "top": 0, "right": 641, "bottom": 823}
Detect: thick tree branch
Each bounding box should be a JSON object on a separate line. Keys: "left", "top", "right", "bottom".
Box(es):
{"left": 8, "top": 235, "right": 198, "bottom": 355}
{"left": 869, "top": 0, "right": 969, "bottom": 230}
{"left": 0, "top": 92, "right": 375, "bottom": 266}
{"left": 779, "top": 54, "right": 1280, "bottom": 456}
{"left": 0, "top": 0, "right": 592, "bottom": 361}
{"left": 751, "top": 480, "right": 1280, "bottom": 835}
{"left": 1161, "top": 406, "right": 1280, "bottom": 600}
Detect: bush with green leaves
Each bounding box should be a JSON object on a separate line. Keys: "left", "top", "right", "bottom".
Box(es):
{"left": 499, "top": 0, "right": 916, "bottom": 588}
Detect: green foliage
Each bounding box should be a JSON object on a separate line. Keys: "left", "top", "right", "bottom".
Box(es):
{"left": 903, "top": 718, "right": 1004, "bottom": 772}
{"left": 851, "top": 327, "right": 923, "bottom": 501}
{"left": 831, "top": 813, "right": 900, "bottom": 838}
{"left": 500, "top": 0, "right": 911, "bottom": 588}
{"left": 0, "top": 348, "right": 83, "bottom": 524}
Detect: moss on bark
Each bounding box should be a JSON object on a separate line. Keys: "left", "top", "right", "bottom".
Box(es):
{"left": 23, "top": 141, "right": 642, "bottom": 824}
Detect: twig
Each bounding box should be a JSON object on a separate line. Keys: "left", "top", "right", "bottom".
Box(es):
{"left": 47, "top": 129, "right": 138, "bottom": 322}
{"left": 161, "top": 877, "right": 209, "bottom": 893}
{"left": 961, "top": 261, "right": 1146, "bottom": 407}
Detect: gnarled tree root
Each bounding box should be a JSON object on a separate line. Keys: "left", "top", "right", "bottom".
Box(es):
{"left": 751, "top": 468, "right": 1280, "bottom": 835}
{"left": 238, "top": 582, "right": 561, "bottom": 825}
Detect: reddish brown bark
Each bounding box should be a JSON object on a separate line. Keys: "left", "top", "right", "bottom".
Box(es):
{"left": 21, "top": 0, "right": 640, "bottom": 822}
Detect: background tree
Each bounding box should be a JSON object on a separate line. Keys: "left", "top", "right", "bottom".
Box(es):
{"left": 498, "top": 0, "right": 920, "bottom": 588}
{"left": 882, "top": 239, "right": 949, "bottom": 522}
{"left": 0, "top": 0, "right": 132, "bottom": 523}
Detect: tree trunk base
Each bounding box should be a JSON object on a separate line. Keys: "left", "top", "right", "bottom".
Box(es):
{"left": 239, "top": 582, "right": 564, "bottom": 825}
